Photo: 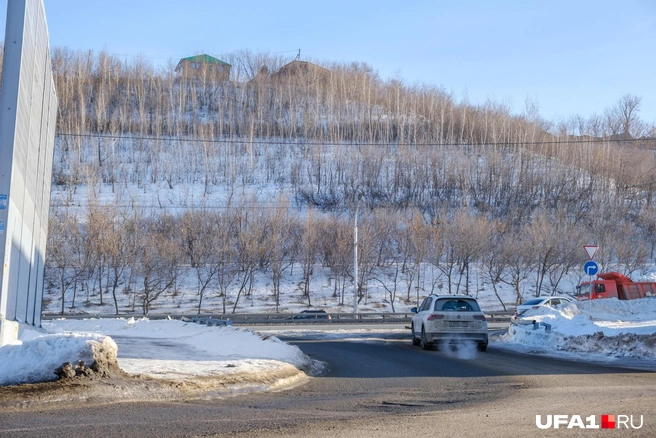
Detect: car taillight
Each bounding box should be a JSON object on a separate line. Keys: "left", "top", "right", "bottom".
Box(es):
{"left": 427, "top": 314, "right": 444, "bottom": 320}
{"left": 473, "top": 315, "right": 486, "bottom": 321}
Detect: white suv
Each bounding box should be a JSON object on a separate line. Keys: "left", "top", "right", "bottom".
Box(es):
{"left": 411, "top": 295, "right": 488, "bottom": 351}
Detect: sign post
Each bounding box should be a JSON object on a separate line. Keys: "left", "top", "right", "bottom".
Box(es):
{"left": 583, "top": 245, "right": 599, "bottom": 298}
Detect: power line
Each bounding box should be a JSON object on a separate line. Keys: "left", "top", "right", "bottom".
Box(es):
{"left": 56, "top": 132, "right": 656, "bottom": 148}
{"left": 50, "top": 203, "right": 317, "bottom": 210}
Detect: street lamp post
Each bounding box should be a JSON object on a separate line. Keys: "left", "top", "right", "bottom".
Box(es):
{"left": 353, "top": 200, "right": 360, "bottom": 314}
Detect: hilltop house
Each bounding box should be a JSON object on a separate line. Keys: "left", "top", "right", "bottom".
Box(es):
{"left": 175, "top": 54, "right": 231, "bottom": 81}
{"left": 271, "top": 60, "right": 331, "bottom": 83}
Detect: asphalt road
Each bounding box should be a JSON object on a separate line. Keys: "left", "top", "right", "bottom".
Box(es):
{"left": 1, "top": 333, "right": 655, "bottom": 437}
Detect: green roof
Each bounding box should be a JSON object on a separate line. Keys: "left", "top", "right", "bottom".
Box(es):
{"left": 179, "top": 54, "right": 231, "bottom": 67}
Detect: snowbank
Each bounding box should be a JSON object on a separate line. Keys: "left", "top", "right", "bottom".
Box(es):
{"left": 45, "top": 317, "right": 311, "bottom": 370}
{"left": 498, "top": 298, "right": 656, "bottom": 363}
{"left": 0, "top": 333, "right": 117, "bottom": 386}
{"left": 0, "top": 317, "right": 314, "bottom": 389}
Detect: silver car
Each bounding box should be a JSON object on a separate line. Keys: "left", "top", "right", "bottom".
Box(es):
{"left": 411, "top": 295, "right": 488, "bottom": 351}
{"left": 511, "top": 296, "right": 572, "bottom": 324}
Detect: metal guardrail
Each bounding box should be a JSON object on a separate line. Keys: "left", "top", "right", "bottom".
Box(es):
{"left": 42, "top": 311, "right": 513, "bottom": 325}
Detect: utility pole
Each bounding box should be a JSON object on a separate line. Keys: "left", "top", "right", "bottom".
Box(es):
{"left": 353, "top": 199, "right": 360, "bottom": 314}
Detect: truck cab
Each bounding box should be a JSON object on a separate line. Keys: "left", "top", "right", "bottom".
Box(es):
{"left": 576, "top": 279, "right": 617, "bottom": 300}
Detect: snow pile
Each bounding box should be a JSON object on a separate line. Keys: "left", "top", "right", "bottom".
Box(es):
{"left": 0, "top": 333, "right": 117, "bottom": 386}
{"left": 499, "top": 298, "right": 656, "bottom": 362}
{"left": 45, "top": 317, "right": 311, "bottom": 370}
{"left": 0, "top": 318, "right": 313, "bottom": 388}
{"left": 0, "top": 317, "right": 315, "bottom": 388}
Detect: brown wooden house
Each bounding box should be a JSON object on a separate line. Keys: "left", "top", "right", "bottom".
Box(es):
{"left": 271, "top": 60, "right": 330, "bottom": 83}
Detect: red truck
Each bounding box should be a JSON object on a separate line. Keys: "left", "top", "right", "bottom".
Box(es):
{"left": 577, "top": 272, "right": 656, "bottom": 301}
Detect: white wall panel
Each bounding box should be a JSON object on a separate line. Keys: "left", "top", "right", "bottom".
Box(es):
{"left": 0, "top": 0, "right": 58, "bottom": 328}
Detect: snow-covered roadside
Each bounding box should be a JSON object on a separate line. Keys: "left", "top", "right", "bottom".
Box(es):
{"left": 46, "top": 318, "right": 313, "bottom": 371}
{"left": 1, "top": 298, "right": 655, "bottom": 389}
{"left": 496, "top": 297, "right": 656, "bottom": 369}
{"left": 1, "top": 318, "right": 315, "bottom": 388}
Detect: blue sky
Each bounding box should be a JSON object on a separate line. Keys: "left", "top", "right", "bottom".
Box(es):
{"left": 2, "top": 0, "right": 656, "bottom": 124}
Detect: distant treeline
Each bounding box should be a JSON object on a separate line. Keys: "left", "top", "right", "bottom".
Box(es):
{"left": 0, "top": 46, "right": 652, "bottom": 141}
{"left": 29, "top": 48, "right": 650, "bottom": 142}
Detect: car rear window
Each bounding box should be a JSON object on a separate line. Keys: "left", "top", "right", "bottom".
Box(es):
{"left": 435, "top": 298, "right": 481, "bottom": 312}
{"left": 523, "top": 298, "right": 545, "bottom": 306}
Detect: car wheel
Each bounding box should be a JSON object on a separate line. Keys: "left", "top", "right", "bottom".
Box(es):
{"left": 477, "top": 342, "right": 488, "bottom": 352}
{"left": 420, "top": 326, "right": 433, "bottom": 350}
{"left": 411, "top": 323, "right": 421, "bottom": 346}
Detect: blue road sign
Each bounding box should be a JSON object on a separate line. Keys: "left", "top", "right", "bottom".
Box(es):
{"left": 583, "top": 261, "right": 599, "bottom": 276}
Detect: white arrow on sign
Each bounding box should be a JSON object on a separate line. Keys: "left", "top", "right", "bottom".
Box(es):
{"left": 583, "top": 245, "right": 598, "bottom": 260}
